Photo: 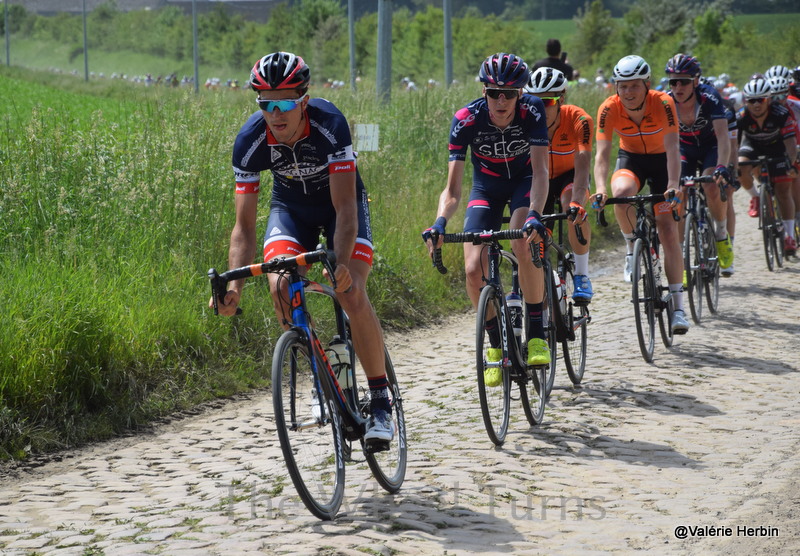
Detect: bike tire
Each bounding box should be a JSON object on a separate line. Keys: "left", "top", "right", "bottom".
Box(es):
{"left": 272, "top": 330, "right": 345, "bottom": 520}
{"left": 519, "top": 363, "right": 547, "bottom": 426}
{"left": 631, "top": 239, "right": 656, "bottom": 363}
{"left": 476, "top": 285, "right": 511, "bottom": 446}
{"left": 657, "top": 279, "right": 675, "bottom": 348}
{"left": 364, "top": 348, "right": 407, "bottom": 493}
{"left": 772, "top": 191, "right": 785, "bottom": 268}
{"left": 683, "top": 212, "right": 704, "bottom": 324}
{"left": 560, "top": 264, "right": 588, "bottom": 385}
{"left": 542, "top": 262, "right": 559, "bottom": 397}
{"left": 703, "top": 211, "right": 720, "bottom": 314}
{"left": 760, "top": 184, "right": 776, "bottom": 272}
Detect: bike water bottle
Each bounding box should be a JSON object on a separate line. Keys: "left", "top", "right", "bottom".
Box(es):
{"left": 506, "top": 292, "right": 523, "bottom": 339}
{"left": 326, "top": 337, "right": 352, "bottom": 388}
{"left": 553, "top": 270, "right": 563, "bottom": 299}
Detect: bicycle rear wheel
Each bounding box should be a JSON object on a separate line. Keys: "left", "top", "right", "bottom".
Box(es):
{"left": 476, "top": 284, "right": 511, "bottom": 446}
{"left": 560, "top": 264, "right": 588, "bottom": 385}
{"left": 703, "top": 212, "right": 720, "bottom": 314}
{"left": 272, "top": 330, "right": 345, "bottom": 520}
{"left": 541, "top": 264, "right": 559, "bottom": 397}
{"left": 771, "top": 192, "right": 785, "bottom": 268}
{"left": 760, "top": 184, "right": 776, "bottom": 271}
{"left": 519, "top": 363, "right": 546, "bottom": 426}
{"left": 657, "top": 279, "right": 675, "bottom": 348}
{"left": 631, "top": 239, "right": 656, "bottom": 363}
{"left": 364, "top": 348, "right": 407, "bottom": 493}
{"left": 683, "top": 212, "right": 704, "bottom": 324}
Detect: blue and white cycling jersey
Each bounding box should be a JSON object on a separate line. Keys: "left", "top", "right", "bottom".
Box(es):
{"left": 232, "top": 98, "right": 364, "bottom": 205}
{"left": 668, "top": 83, "right": 728, "bottom": 150}
{"left": 448, "top": 94, "right": 549, "bottom": 180}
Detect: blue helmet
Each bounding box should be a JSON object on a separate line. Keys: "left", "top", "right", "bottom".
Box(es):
{"left": 665, "top": 53, "right": 701, "bottom": 77}
{"left": 479, "top": 53, "right": 530, "bottom": 88}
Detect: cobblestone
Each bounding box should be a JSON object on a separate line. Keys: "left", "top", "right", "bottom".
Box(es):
{"left": 1, "top": 193, "right": 799, "bottom": 554}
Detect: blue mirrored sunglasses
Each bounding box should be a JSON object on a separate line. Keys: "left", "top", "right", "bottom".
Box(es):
{"left": 256, "top": 94, "right": 307, "bottom": 113}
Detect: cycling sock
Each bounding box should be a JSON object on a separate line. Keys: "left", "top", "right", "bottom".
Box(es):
{"left": 623, "top": 233, "right": 635, "bottom": 254}
{"left": 783, "top": 220, "right": 795, "bottom": 239}
{"left": 714, "top": 220, "right": 728, "bottom": 240}
{"left": 526, "top": 302, "right": 545, "bottom": 339}
{"left": 574, "top": 252, "right": 589, "bottom": 276}
{"left": 669, "top": 284, "right": 684, "bottom": 312}
{"left": 729, "top": 235, "right": 734, "bottom": 245}
{"left": 485, "top": 316, "right": 501, "bottom": 348}
{"left": 368, "top": 375, "right": 391, "bottom": 413}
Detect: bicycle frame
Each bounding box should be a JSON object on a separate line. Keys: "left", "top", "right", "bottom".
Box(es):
{"left": 208, "top": 249, "right": 366, "bottom": 440}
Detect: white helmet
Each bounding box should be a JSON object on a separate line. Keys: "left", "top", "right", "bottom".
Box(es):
{"left": 526, "top": 67, "right": 567, "bottom": 95}
{"left": 743, "top": 78, "right": 771, "bottom": 99}
{"left": 768, "top": 76, "right": 790, "bottom": 95}
{"left": 613, "top": 55, "right": 651, "bottom": 82}
{"left": 765, "top": 65, "right": 790, "bottom": 80}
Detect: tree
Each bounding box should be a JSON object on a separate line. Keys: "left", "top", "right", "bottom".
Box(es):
{"left": 572, "top": 1, "right": 616, "bottom": 70}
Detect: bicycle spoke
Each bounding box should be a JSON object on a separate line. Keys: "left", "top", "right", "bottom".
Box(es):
{"left": 476, "top": 285, "right": 511, "bottom": 446}
{"left": 632, "top": 239, "right": 656, "bottom": 363}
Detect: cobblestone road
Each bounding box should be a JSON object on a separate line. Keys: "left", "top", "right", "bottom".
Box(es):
{"left": 2, "top": 193, "right": 799, "bottom": 555}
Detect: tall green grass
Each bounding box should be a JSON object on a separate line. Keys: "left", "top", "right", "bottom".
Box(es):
{"left": 0, "top": 66, "right": 618, "bottom": 459}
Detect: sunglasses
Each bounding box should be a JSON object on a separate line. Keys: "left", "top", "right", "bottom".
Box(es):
{"left": 538, "top": 96, "right": 562, "bottom": 107}
{"left": 746, "top": 97, "right": 768, "bottom": 105}
{"left": 772, "top": 93, "right": 788, "bottom": 101}
{"left": 256, "top": 94, "right": 307, "bottom": 112}
{"left": 485, "top": 88, "right": 520, "bottom": 100}
{"left": 668, "top": 78, "right": 693, "bottom": 87}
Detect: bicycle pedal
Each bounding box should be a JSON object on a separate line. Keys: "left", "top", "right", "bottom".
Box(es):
{"left": 364, "top": 438, "right": 390, "bottom": 454}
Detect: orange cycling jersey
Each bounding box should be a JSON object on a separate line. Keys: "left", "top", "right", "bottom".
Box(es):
{"left": 548, "top": 104, "right": 593, "bottom": 179}
{"left": 596, "top": 90, "right": 678, "bottom": 154}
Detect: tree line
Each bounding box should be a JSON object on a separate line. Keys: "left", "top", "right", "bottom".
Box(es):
{"left": 2, "top": 0, "right": 799, "bottom": 86}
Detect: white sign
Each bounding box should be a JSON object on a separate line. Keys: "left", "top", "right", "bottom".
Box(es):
{"left": 354, "top": 124, "right": 379, "bottom": 151}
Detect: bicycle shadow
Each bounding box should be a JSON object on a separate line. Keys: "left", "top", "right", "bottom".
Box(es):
{"left": 556, "top": 383, "right": 723, "bottom": 418}
{"left": 665, "top": 344, "right": 797, "bottom": 376}
{"left": 340, "top": 484, "right": 531, "bottom": 552}
{"left": 510, "top": 422, "right": 701, "bottom": 469}
{"left": 719, "top": 281, "right": 800, "bottom": 303}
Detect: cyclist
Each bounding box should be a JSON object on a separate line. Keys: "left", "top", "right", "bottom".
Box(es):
{"left": 714, "top": 77, "right": 741, "bottom": 276}
{"left": 525, "top": 67, "right": 595, "bottom": 304}
{"left": 768, "top": 75, "right": 800, "bottom": 255}
{"left": 210, "top": 51, "right": 393, "bottom": 442}
{"left": 422, "top": 53, "right": 551, "bottom": 385}
{"left": 736, "top": 77, "right": 798, "bottom": 255}
{"left": 790, "top": 66, "right": 800, "bottom": 101}
{"left": 593, "top": 55, "right": 689, "bottom": 334}
{"left": 664, "top": 54, "right": 734, "bottom": 273}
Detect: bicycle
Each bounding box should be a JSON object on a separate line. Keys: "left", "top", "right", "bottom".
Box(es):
{"left": 739, "top": 156, "right": 787, "bottom": 271}
{"left": 679, "top": 174, "right": 721, "bottom": 323}
{"left": 598, "top": 194, "right": 677, "bottom": 363}
{"left": 208, "top": 247, "right": 407, "bottom": 520}
{"left": 547, "top": 203, "right": 591, "bottom": 386}
{"left": 430, "top": 228, "right": 549, "bottom": 446}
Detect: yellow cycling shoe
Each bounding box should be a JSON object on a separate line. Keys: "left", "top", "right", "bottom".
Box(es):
{"left": 484, "top": 347, "right": 503, "bottom": 387}
{"left": 527, "top": 338, "right": 551, "bottom": 366}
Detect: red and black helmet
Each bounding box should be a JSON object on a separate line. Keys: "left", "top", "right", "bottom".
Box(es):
{"left": 249, "top": 52, "right": 310, "bottom": 91}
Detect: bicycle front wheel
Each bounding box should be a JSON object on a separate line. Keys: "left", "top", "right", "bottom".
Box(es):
{"left": 561, "top": 264, "right": 588, "bottom": 385}
{"left": 683, "top": 212, "right": 704, "bottom": 324}
{"left": 702, "top": 212, "right": 720, "bottom": 314}
{"left": 272, "top": 331, "right": 345, "bottom": 520}
{"left": 631, "top": 239, "right": 656, "bottom": 363}
{"left": 760, "top": 184, "right": 776, "bottom": 271}
{"left": 364, "top": 348, "right": 407, "bottom": 493}
{"left": 476, "top": 284, "right": 511, "bottom": 446}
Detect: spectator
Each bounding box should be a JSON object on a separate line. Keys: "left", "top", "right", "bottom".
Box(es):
{"left": 531, "top": 38, "right": 574, "bottom": 81}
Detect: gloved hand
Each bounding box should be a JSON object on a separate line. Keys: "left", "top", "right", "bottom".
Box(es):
{"left": 568, "top": 201, "right": 587, "bottom": 222}
{"left": 522, "top": 210, "right": 546, "bottom": 238}
{"left": 422, "top": 216, "right": 446, "bottom": 243}
{"left": 713, "top": 164, "right": 731, "bottom": 184}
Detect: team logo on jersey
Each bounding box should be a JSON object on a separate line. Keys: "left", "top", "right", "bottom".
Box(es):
{"left": 269, "top": 226, "right": 282, "bottom": 236}
{"left": 271, "top": 147, "right": 281, "bottom": 163}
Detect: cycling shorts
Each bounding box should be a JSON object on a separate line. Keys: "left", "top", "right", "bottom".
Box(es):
{"left": 738, "top": 148, "right": 793, "bottom": 184}
{"left": 263, "top": 191, "right": 374, "bottom": 266}
{"left": 680, "top": 144, "right": 718, "bottom": 178}
{"left": 463, "top": 172, "right": 531, "bottom": 233}
{"left": 613, "top": 150, "right": 669, "bottom": 195}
